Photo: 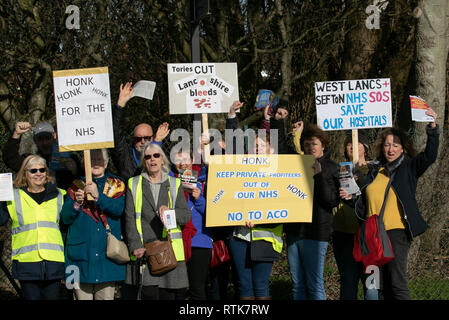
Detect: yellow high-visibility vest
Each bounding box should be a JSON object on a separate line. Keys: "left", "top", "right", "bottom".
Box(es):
{"left": 251, "top": 224, "right": 283, "bottom": 253}
{"left": 6, "top": 188, "right": 65, "bottom": 263}
{"left": 128, "top": 175, "right": 185, "bottom": 261}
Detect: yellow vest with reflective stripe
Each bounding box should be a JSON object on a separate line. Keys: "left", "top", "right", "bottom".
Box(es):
{"left": 6, "top": 188, "right": 66, "bottom": 263}
{"left": 251, "top": 224, "right": 283, "bottom": 253}
{"left": 128, "top": 175, "right": 185, "bottom": 261}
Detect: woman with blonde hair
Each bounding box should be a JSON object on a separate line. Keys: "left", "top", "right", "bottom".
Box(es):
{"left": 0, "top": 155, "right": 66, "bottom": 300}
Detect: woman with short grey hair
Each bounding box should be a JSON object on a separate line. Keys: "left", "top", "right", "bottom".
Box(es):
{"left": 125, "top": 143, "right": 191, "bottom": 300}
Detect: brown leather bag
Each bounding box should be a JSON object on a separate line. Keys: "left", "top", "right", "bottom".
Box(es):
{"left": 144, "top": 234, "right": 178, "bottom": 275}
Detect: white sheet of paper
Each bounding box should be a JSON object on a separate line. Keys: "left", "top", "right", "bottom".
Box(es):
{"left": 0, "top": 173, "right": 14, "bottom": 201}
{"left": 411, "top": 108, "right": 433, "bottom": 122}
{"left": 163, "top": 210, "right": 177, "bottom": 230}
{"left": 132, "top": 80, "right": 156, "bottom": 100}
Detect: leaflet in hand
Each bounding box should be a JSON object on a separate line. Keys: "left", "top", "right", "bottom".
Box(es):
{"left": 179, "top": 169, "right": 198, "bottom": 190}
{"left": 132, "top": 80, "right": 156, "bottom": 100}
{"left": 163, "top": 210, "right": 177, "bottom": 230}
{"left": 339, "top": 162, "right": 360, "bottom": 196}
{"left": 410, "top": 96, "right": 433, "bottom": 122}
{"left": 254, "top": 89, "right": 279, "bottom": 114}
{"left": 0, "top": 173, "right": 14, "bottom": 201}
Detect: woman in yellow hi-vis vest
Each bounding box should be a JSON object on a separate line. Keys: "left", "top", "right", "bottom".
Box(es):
{"left": 124, "top": 143, "right": 191, "bottom": 300}
{"left": 0, "top": 155, "right": 66, "bottom": 300}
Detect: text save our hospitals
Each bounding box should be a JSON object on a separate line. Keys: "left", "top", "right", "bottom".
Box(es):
{"left": 315, "top": 78, "right": 392, "bottom": 131}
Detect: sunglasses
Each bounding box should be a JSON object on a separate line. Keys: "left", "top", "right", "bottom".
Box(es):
{"left": 28, "top": 168, "right": 46, "bottom": 174}
{"left": 134, "top": 136, "right": 153, "bottom": 143}
{"left": 144, "top": 153, "right": 161, "bottom": 160}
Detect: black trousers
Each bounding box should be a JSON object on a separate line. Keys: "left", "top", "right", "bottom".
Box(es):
{"left": 20, "top": 280, "right": 61, "bottom": 300}
{"left": 187, "top": 247, "right": 212, "bottom": 300}
{"left": 380, "top": 229, "right": 411, "bottom": 300}
{"left": 141, "top": 286, "right": 187, "bottom": 300}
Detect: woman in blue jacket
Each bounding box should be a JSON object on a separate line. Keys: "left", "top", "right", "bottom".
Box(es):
{"left": 61, "top": 149, "right": 126, "bottom": 300}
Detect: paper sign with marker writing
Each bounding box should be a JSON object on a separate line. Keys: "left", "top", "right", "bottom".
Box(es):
{"left": 167, "top": 63, "right": 239, "bottom": 114}
{"left": 315, "top": 78, "right": 392, "bottom": 131}
{"left": 52, "top": 67, "right": 114, "bottom": 152}
{"left": 206, "top": 154, "right": 315, "bottom": 227}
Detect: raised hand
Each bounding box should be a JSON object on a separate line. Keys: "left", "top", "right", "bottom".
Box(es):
{"left": 292, "top": 121, "right": 304, "bottom": 133}
{"left": 13, "top": 121, "right": 32, "bottom": 139}
{"left": 155, "top": 122, "right": 170, "bottom": 142}
{"left": 425, "top": 108, "right": 437, "bottom": 128}
{"left": 117, "top": 82, "right": 134, "bottom": 108}
{"left": 229, "top": 101, "right": 244, "bottom": 116}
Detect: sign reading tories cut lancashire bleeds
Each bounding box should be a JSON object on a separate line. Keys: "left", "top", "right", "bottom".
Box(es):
{"left": 167, "top": 63, "right": 239, "bottom": 114}
{"left": 52, "top": 67, "right": 114, "bottom": 152}
{"left": 315, "top": 78, "right": 392, "bottom": 131}
{"left": 206, "top": 154, "right": 315, "bottom": 227}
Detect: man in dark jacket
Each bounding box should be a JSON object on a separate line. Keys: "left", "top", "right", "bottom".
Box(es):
{"left": 110, "top": 82, "right": 170, "bottom": 181}
{"left": 2, "top": 121, "right": 81, "bottom": 190}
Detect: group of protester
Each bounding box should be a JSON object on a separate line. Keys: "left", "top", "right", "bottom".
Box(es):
{"left": 0, "top": 81, "right": 440, "bottom": 301}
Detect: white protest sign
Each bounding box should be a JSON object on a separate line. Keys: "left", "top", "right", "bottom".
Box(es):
{"left": 52, "top": 67, "right": 114, "bottom": 152}
{"left": 167, "top": 63, "right": 239, "bottom": 114}
{"left": 0, "top": 173, "right": 14, "bottom": 201}
{"left": 315, "top": 78, "right": 392, "bottom": 131}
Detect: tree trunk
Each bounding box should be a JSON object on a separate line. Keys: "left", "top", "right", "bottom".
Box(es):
{"left": 413, "top": 0, "right": 449, "bottom": 256}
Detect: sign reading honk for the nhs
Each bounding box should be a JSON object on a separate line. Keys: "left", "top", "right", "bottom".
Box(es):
{"left": 206, "top": 154, "right": 315, "bottom": 227}
{"left": 167, "top": 63, "right": 239, "bottom": 114}
{"left": 52, "top": 67, "right": 114, "bottom": 152}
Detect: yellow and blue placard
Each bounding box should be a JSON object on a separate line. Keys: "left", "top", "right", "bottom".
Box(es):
{"left": 206, "top": 154, "right": 315, "bottom": 227}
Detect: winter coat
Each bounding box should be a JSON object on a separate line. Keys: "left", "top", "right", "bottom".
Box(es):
{"left": 61, "top": 173, "right": 126, "bottom": 283}
{"left": 355, "top": 125, "right": 440, "bottom": 239}
{"left": 110, "top": 103, "right": 162, "bottom": 181}
{"left": 284, "top": 154, "right": 340, "bottom": 242}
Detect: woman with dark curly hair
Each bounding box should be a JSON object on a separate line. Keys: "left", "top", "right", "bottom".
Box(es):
{"left": 341, "top": 108, "right": 439, "bottom": 300}
{"left": 285, "top": 124, "right": 340, "bottom": 300}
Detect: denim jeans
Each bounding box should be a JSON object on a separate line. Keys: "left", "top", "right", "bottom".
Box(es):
{"left": 286, "top": 235, "right": 328, "bottom": 300}
{"left": 332, "top": 231, "right": 378, "bottom": 300}
{"left": 228, "top": 237, "right": 273, "bottom": 298}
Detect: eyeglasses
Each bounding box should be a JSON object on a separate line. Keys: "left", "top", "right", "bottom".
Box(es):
{"left": 144, "top": 153, "right": 161, "bottom": 160}
{"left": 28, "top": 168, "right": 46, "bottom": 174}
{"left": 134, "top": 136, "right": 153, "bottom": 143}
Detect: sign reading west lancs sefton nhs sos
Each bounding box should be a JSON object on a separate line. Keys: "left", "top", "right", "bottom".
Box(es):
{"left": 52, "top": 67, "right": 114, "bottom": 152}
{"left": 167, "top": 63, "right": 240, "bottom": 114}
{"left": 315, "top": 78, "right": 392, "bottom": 131}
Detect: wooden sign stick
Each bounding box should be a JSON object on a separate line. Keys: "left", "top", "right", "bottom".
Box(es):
{"left": 352, "top": 129, "right": 359, "bottom": 166}
{"left": 202, "top": 113, "right": 210, "bottom": 164}
{"left": 83, "top": 150, "right": 93, "bottom": 200}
